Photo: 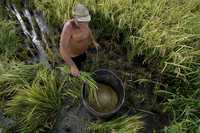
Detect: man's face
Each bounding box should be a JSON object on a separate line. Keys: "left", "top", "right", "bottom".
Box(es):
{"left": 74, "top": 18, "right": 89, "bottom": 26}
{"left": 78, "top": 21, "right": 89, "bottom": 27}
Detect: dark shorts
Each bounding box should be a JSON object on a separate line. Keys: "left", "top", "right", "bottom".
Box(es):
{"left": 71, "top": 53, "right": 87, "bottom": 70}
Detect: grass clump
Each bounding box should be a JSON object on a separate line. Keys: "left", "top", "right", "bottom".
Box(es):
{"left": 157, "top": 64, "right": 200, "bottom": 132}
{"left": 127, "top": 0, "right": 200, "bottom": 77}
{"left": 88, "top": 115, "right": 144, "bottom": 133}
{"left": 163, "top": 96, "right": 200, "bottom": 133}
{"left": 161, "top": 92, "right": 200, "bottom": 133}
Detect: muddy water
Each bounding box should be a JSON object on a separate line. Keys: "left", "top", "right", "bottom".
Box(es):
{"left": 89, "top": 83, "right": 118, "bottom": 113}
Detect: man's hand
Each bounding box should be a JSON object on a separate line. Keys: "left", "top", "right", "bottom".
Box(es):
{"left": 94, "top": 42, "right": 100, "bottom": 51}
{"left": 70, "top": 66, "right": 80, "bottom": 77}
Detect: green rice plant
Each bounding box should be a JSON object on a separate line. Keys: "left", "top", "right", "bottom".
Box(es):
{"left": 5, "top": 68, "right": 65, "bottom": 132}
{"left": 163, "top": 122, "right": 187, "bottom": 133}
{"left": 0, "top": 3, "right": 8, "bottom": 19}
{"left": 88, "top": 115, "right": 144, "bottom": 133}
{"left": 156, "top": 64, "right": 200, "bottom": 132}
{"left": 6, "top": 0, "right": 35, "bottom": 9}
{"left": 160, "top": 93, "right": 200, "bottom": 133}
{"left": 34, "top": 0, "right": 75, "bottom": 28}
{"left": 62, "top": 77, "right": 82, "bottom": 103}
{"left": 0, "top": 19, "right": 21, "bottom": 57}
{"left": 127, "top": 0, "right": 200, "bottom": 77}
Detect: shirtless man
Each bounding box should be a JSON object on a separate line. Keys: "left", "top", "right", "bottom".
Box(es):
{"left": 59, "top": 4, "right": 99, "bottom": 77}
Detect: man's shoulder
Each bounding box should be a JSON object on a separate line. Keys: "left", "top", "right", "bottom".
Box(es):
{"left": 64, "top": 19, "right": 74, "bottom": 28}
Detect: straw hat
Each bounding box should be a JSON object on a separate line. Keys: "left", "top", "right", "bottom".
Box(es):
{"left": 73, "top": 4, "right": 91, "bottom": 22}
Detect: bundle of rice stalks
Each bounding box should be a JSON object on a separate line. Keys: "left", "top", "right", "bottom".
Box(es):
{"left": 0, "top": 61, "right": 37, "bottom": 84}
{"left": 58, "top": 66, "right": 99, "bottom": 105}
{"left": 88, "top": 115, "right": 144, "bottom": 133}
{"left": 0, "top": 60, "right": 39, "bottom": 108}
{"left": 4, "top": 65, "right": 100, "bottom": 132}
{"left": 5, "top": 68, "right": 64, "bottom": 132}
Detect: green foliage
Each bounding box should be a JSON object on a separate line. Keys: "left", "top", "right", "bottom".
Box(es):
{"left": 127, "top": 0, "right": 200, "bottom": 77}
{"left": 157, "top": 64, "right": 200, "bottom": 132}
{"left": 0, "top": 4, "right": 8, "bottom": 19}
{"left": 88, "top": 115, "right": 144, "bottom": 133}
{"left": 0, "top": 19, "right": 21, "bottom": 57}
{"left": 34, "top": 0, "right": 75, "bottom": 28}
{"left": 6, "top": 0, "right": 35, "bottom": 9}
{"left": 162, "top": 94, "right": 200, "bottom": 132}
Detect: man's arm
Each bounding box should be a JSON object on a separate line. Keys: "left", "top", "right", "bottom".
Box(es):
{"left": 59, "top": 22, "right": 80, "bottom": 76}
{"left": 89, "top": 29, "right": 99, "bottom": 48}
{"left": 59, "top": 22, "right": 75, "bottom": 67}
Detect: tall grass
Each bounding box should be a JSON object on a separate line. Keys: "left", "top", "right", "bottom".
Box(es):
{"left": 34, "top": 0, "right": 75, "bottom": 29}
{"left": 163, "top": 95, "right": 200, "bottom": 133}
{"left": 156, "top": 64, "right": 200, "bottom": 132}
{"left": 0, "top": 19, "right": 21, "bottom": 57}
{"left": 158, "top": 90, "right": 200, "bottom": 133}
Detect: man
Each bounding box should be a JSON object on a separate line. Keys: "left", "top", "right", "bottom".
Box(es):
{"left": 59, "top": 4, "right": 99, "bottom": 77}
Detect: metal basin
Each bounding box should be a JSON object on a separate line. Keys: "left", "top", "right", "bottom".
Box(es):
{"left": 81, "top": 69, "right": 125, "bottom": 118}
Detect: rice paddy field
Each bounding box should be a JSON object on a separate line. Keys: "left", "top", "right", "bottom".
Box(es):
{"left": 0, "top": 0, "right": 200, "bottom": 132}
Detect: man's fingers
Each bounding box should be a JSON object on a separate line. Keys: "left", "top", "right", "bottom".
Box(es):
{"left": 77, "top": 73, "right": 80, "bottom": 77}
{"left": 70, "top": 66, "right": 80, "bottom": 77}
{"left": 71, "top": 71, "right": 80, "bottom": 77}
{"left": 96, "top": 44, "right": 101, "bottom": 49}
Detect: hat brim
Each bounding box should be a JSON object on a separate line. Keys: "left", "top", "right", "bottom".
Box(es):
{"left": 75, "top": 15, "right": 91, "bottom": 22}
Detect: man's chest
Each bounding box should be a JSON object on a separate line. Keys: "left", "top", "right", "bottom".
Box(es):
{"left": 71, "top": 27, "right": 90, "bottom": 42}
